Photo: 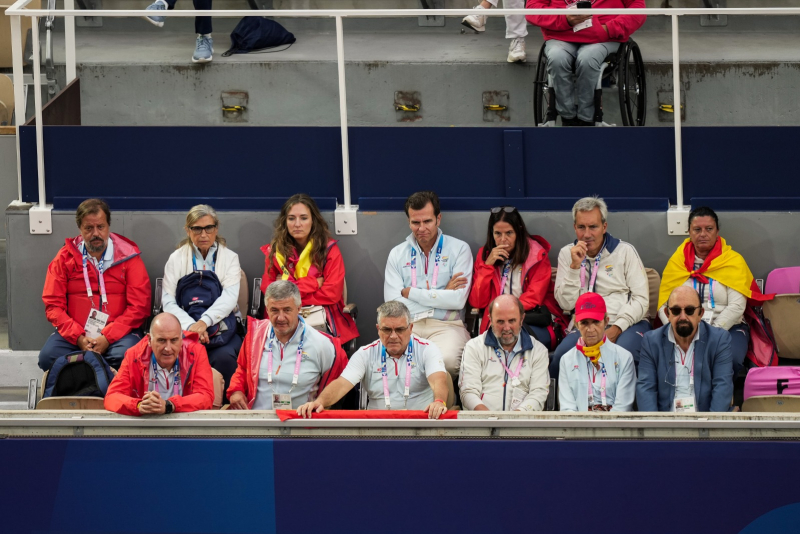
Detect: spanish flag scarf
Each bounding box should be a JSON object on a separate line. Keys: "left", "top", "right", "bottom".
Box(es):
{"left": 658, "top": 237, "right": 772, "bottom": 308}
{"left": 276, "top": 240, "right": 314, "bottom": 281}
{"left": 577, "top": 336, "right": 606, "bottom": 364}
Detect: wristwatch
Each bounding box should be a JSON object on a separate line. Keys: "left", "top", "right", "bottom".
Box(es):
{"left": 164, "top": 400, "right": 175, "bottom": 415}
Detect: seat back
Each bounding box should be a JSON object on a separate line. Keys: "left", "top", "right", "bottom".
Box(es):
{"left": 644, "top": 267, "right": 661, "bottom": 320}
{"left": 0, "top": 0, "right": 39, "bottom": 68}
{"left": 742, "top": 395, "right": 800, "bottom": 413}
{"left": 765, "top": 267, "right": 800, "bottom": 295}
{"left": 237, "top": 268, "right": 248, "bottom": 317}
{"left": 744, "top": 366, "right": 800, "bottom": 401}
{"left": 0, "top": 74, "right": 13, "bottom": 126}
{"left": 762, "top": 294, "right": 800, "bottom": 359}
{"left": 211, "top": 368, "right": 225, "bottom": 409}
{"left": 36, "top": 397, "right": 106, "bottom": 410}
{"left": 545, "top": 377, "right": 558, "bottom": 411}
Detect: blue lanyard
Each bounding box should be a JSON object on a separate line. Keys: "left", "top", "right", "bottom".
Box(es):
{"left": 150, "top": 353, "right": 181, "bottom": 397}
{"left": 499, "top": 260, "right": 513, "bottom": 295}
{"left": 692, "top": 277, "right": 715, "bottom": 309}
{"left": 410, "top": 235, "right": 444, "bottom": 289}
{"left": 380, "top": 341, "right": 413, "bottom": 410}
{"left": 191, "top": 249, "right": 216, "bottom": 272}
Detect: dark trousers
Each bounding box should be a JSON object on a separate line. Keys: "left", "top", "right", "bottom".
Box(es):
{"left": 38, "top": 331, "right": 142, "bottom": 371}
{"left": 729, "top": 322, "right": 750, "bottom": 378}
{"left": 206, "top": 333, "right": 243, "bottom": 402}
{"left": 527, "top": 324, "right": 554, "bottom": 351}
{"left": 164, "top": 0, "right": 212, "bottom": 35}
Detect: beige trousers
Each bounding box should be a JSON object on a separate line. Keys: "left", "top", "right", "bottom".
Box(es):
{"left": 411, "top": 318, "right": 471, "bottom": 379}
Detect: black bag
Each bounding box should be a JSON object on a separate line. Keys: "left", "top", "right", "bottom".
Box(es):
{"left": 523, "top": 305, "right": 552, "bottom": 328}
{"left": 175, "top": 270, "right": 237, "bottom": 348}
{"left": 43, "top": 351, "right": 114, "bottom": 398}
{"left": 223, "top": 17, "right": 296, "bottom": 56}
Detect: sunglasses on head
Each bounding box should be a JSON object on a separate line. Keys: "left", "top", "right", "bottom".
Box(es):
{"left": 491, "top": 206, "right": 516, "bottom": 214}
{"left": 667, "top": 306, "right": 699, "bottom": 316}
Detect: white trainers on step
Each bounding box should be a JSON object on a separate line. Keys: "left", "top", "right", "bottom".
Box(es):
{"left": 462, "top": 4, "right": 489, "bottom": 32}
{"left": 507, "top": 37, "right": 526, "bottom": 63}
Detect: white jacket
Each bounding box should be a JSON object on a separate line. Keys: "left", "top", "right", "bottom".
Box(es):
{"left": 162, "top": 243, "right": 241, "bottom": 329}
{"left": 459, "top": 328, "right": 550, "bottom": 411}
{"left": 558, "top": 341, "right": 636, "bottom": 412}
{"left": 555, "top": 233, "right": 649, "bottom": 332}
{"left": 384, "top": 229, "right": 473, "bottom": 322}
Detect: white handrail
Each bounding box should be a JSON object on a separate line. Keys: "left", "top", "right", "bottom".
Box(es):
{"left": 7, "top": 5, "right": 794, "bottom": 215}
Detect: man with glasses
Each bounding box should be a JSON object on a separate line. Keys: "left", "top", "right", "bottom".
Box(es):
{"left": 636, "top": 286, "right": 733, "bottom": 412}
{"left": 385, "top": 191, "right": 473, "bottom": 379}
{"left": 460, "top": 295, "right": 550, "bottom": 412}
{"left": 296, "top": 301, "right": 450, "bottom": 419}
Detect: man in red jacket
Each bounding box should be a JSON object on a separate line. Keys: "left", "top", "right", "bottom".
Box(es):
{"left": 526, "top": 0, "right": 645, "bottom": 126}
{"left": 104, "top": 313, "right": 214, "bottom": 416}
{"left": 39, "top": 199, "right": 152, "bottom": 371}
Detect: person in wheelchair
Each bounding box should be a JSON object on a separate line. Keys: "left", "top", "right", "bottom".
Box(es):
{"left": 526, "top": 0, "right": 646, "bottom": 126}
{"left": 260, "top": 194, "right": 359, "bottom": 346}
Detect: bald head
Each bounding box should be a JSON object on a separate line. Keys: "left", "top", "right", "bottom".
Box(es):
{"left": 490, "top": 294, "right": 525, "bottom": 319}
{"left": 489, "top": 295, "right": 524, "bottom": 350}
{"left": 667, "top": 286, "right": 701, "bottom": 308}
{"left": 149, "top": 313, "right": 183, "bottom": 369}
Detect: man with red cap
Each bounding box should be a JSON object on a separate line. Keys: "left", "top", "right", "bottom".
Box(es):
{"left": 558, "top": 292, "right": 636, "bottom": 412}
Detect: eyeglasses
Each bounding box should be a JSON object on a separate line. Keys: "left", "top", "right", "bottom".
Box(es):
{"left": 378, "top": 326, "right": 410, "bottom": 336}
{"left": 189, "top": 224, "right": 218, "bottom": 235}
{"left": 667, "top": 306, "right": 699, "bottom": 317}
{"left": 491, "top": 206, "right": 516, "bottom": 214}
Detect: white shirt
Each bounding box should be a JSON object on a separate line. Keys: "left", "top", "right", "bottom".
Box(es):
{"left": 341, "top": 335, "right": 446, "bottom": 410}
{"left": 80, "top": 239, "right": 114, "bottom": 268}
{"left": 668, "top": 324, "right": 701, "bottom": 409}
{"left": 149, "top": 363, "right": 178, "bottom": 399}
{"left": 252, "top": 320, "right": 336, "bottom": 410}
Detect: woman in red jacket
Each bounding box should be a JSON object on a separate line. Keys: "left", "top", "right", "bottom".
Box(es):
{"left": 260, "top": 194, "right": 359, "bottom": 345}
{"left": 469, "top": 206, "right": 557, "bottom": 349}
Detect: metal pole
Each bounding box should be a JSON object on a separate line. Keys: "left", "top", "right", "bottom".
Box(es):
{"left": 672, "top": 14, "right": 684, "bottom": 208}
{"left": 335, "top": 15, "right": 351, "bottom": 209}
{"left": 64, "top": 0, "right": 77, "bottom": 82}
{"left": 10, "top": 15, "right": 26, "bottom": 202}
{"left": 31, "top": 16, "right": 47, "bottom": 208}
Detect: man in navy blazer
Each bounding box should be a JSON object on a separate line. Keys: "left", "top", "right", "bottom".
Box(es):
{"left": 637, "top": 286, "right": 733, "bottom": 412}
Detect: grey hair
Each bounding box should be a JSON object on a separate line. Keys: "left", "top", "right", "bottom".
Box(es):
{"left": 264, "top": 280, "right": 302, "bottom": 307}
{"left": 178, "top": 204, "right": 226, "bottom": 248}
{"left": 572, "top": 196, "right": 608, "bottom": 224}
{"left": 376, "top": 301, "right": 412, "bottom": 325}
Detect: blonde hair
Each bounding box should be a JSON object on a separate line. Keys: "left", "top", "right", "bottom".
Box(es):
{"left": 178, "top": 204, "right": 227, "bottom": 248}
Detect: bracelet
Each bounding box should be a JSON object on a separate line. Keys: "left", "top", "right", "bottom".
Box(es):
{"left": 435, "top": 399, "right": 446, "bottom": 406}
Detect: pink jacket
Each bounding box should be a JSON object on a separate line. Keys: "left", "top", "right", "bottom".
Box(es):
{"left": 526, "top": 0, "right": 646, "bottom": 44}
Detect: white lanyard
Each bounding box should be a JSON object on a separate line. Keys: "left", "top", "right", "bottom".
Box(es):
{"left": 82, "top": 249, "right": 108, "bottom": 311}
{"left": 587, "top": 361, "right": 608, "bottom": 408}
{"left": 381, "top": 342, "right": 413, "bottom": 410}
{"left": 499, "top": 260, "right": 513, "bottom": 295}
{"left": 410, "top": 235, "right": 444, "bottom": 290}
{"left": 495, "top": 346, "right": 524, "bottom": 388}
{"left": 579, "top": 237, "right": 607, "bottom": 293}
{"left": 266, "top": 322, "right": 306, "bottom": 394}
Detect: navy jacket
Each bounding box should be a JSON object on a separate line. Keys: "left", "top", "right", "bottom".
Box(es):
{"left": 636, "top": 321, "right": 733, "bottom": 412}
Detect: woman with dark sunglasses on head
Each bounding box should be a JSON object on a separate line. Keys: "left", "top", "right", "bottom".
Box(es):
{"left": 469, "top": 206, "right": 561, "bottom": 349}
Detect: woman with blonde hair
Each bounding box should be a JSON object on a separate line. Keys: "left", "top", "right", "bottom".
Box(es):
{"left": 162, "top": 204, "right": 243, "bottom": 397}
{"left": 260, "top": 194, "right": 358, "bottom": 345}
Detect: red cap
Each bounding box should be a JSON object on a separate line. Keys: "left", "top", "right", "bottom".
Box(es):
{"left": 574, "top": 292, "right": 607, "bottom": 322}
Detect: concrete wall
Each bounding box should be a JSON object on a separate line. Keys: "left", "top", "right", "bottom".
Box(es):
{"left": 7, "top": 206, "right": 800, "bottom": 350}
{"left": 0, "top": 136, "right": 19, "bottom": 240}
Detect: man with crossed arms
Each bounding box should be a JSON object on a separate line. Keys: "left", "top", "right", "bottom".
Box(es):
{"left": 297, "top": 301, "right": 450, "bottom": 419}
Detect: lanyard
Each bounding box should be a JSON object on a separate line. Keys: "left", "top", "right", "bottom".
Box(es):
{"left": 499, "top": 260, "right": 513, "bottom": 295}
{"left": 410, "top": 235, "right": 444, "bottom": 290}
{"left": 191, "top": 249, "right": 216, "bottom": 272}
{"left": 266, "top": 322, "right": 306, "bottom": 393}
{"left": 381, "top": 342, "right": 413, "bottom": 410}
{"left": 587, "top": 361, "right": 608, "bottom": 408}
{"left": 676, "top": 345, "right": 695, "bottom": 387}
{"left": 692, "top": 277, "right": 715, "bottom": 309}
{"left": 149, "top": 353, "right": 182, "bottom": 397}
{"left": 495, "top": 346, "right": 525, "bottom": 388}
{"left": 81, "top": 249, "right": 108, "bottom": 312}
{"left": 578, "top": 237, "right": 607, "bottom": 293}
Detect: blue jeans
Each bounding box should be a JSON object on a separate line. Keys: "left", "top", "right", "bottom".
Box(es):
{"left": 729, "top": 322, "right": 750, "bottom": 378}
{"left": 38, "top": 331, "right": 143, "bottom": 371}
{"left": 545, "top": 40, "right": 620, "bottom": 122}
{"left": 527, "top": 325, "right": 554, "bottom": 351}
{"left": 549, "top": 319, "right": 651, "bottom": 380}
{"left": 164, "top": 0, "right": 211, "bottom": 34}
{"left": 206, "top": 333, "right": 243, "bottom": 402}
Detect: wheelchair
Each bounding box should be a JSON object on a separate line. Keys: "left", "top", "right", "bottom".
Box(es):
{"left": 533, "top": 39, "right": 646, "bottom": 127}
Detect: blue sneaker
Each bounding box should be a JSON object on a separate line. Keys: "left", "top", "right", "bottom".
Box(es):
{"left": 192, "top": 35, "right": 213, "bottom": 63}
{"left": 144, "top": 0, "right": 166, "bottom": 27}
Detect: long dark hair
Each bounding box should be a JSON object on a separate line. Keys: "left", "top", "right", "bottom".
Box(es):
{"left": 269, "top": 194, "right": 331, "bottom": 270}
{"left": 481, "top": 207, "right": 530, "bottom": 267}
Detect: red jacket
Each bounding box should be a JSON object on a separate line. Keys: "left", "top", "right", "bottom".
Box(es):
{"left": 260, "top": 240, "right": 359, "bottom": 344}
{"left": 42, "top": 233, "right": 152, "bottom": 345}
{"left": 228, "top": 316, "right": 347, "bottom": 409}
{"left": 104, "top": 332, "right": 214, "bottom": 416}
{"left": 526, "top": 0, "right": 646, "bottom": 44}
{"left": 469, "top": 236, "right": 553, "bottom": 334}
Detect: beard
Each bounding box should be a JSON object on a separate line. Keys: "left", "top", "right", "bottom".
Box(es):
{"left": 86, "top": 237, "right": 106, "bottom": 254}
{"left": 675, "top": 320, "right": 695, "bottom": 338}
{"left": 498, "top": 331, "right": 518, "bottom": 346}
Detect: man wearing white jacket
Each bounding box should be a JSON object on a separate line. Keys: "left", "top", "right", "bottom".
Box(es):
{"left": 559, "top": 292, "right": 636, "bottom": 412}
{"left": 385, "top": 191, "right": 473, "bottom": 377}
{"left": 460, "top": 295, "right": 550, "bottom": 411}
{"left": 550, "top": 196, "right": 650, "bottom": 379}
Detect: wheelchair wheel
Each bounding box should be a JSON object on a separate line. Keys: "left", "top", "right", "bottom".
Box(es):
{"left": 533, "top": 43, "right": 554, "bottom": 125}
{"left": 618, "top": 40, "right": 646, "bottom": 126}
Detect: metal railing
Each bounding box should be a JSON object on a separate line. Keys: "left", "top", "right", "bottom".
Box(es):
{"left": 6, "top": 4, "right": 800, "bottom": 224}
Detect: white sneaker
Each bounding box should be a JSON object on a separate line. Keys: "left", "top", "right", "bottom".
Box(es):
{"left": 462, "top": 4, "right": 489, "bottom": 33}
{"left": 507, "top": 37, "right": 526, "bottom": 63}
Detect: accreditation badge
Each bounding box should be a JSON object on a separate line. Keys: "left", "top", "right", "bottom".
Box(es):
{"left": 272, "top": 393, "right": 292, "bottom": 410}
{"left": 674, "top": 395, "right": 696, "bottom": 413}
{"left": 702, "top": 307, "right": 714, "bottom": 325}
{"left": 84, "top": 309, "right": 109, "bottom": 339}
{"left": 510, "top": 387, "right": 527, "bottom": 411}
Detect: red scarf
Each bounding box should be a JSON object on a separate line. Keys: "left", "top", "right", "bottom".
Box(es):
{"left": 682, "top": 237, "right": 723, "bottom": 285}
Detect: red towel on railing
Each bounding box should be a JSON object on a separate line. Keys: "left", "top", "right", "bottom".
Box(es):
{"left": 276, "top": 410, "right": 459, "bottom": 422}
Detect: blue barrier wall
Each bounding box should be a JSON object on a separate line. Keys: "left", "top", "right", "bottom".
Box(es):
{"left": 20, "top": 125, "right": 799, "bottom": 212}
{"left": 1, "top": 438, "right": 799, "bottom": 534}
